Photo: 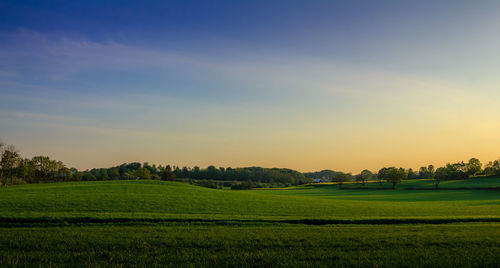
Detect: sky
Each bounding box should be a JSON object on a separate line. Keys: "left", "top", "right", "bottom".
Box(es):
{"left": 1, "top": 0, "right": 499, "bottom": 173}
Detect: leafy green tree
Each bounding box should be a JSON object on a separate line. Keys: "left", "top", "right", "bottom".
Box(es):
{"left": 72, "top": 169, "right": 83, "bottom": 181}
{"left": 17, "top": 158, "right": 34, "bottom": 182}
{"left": 424, "top": 165, "right": 439, "bottom": 189}
{"left": 355, "top": 169, "right": 373, "bottom": 186}
{"left": 135, "top": 168, "right": 151, "bottom": 179}
{"left": 31, "top": 156, "right": 50, "bottom": 179}
{"left": 434, "top": 163, "right": 465, "bottom": 188}
{"left": 434, "top": 167, "right": 447, "bottom": 189}
{"left": 58, "top": 167, "right": 72, "bottom": 181}
{"left": 98, "top": 169, "right": 109, "bottom": 180}
{"left": 206, "top": 165, "right": 219, "bottom": 179}
{"left": 377, "top": 167, "right": 389, "bottom": 186}
{"left": 0, "top": 142, "right": 5, "bottom": 185}
{"left": 192, "top": 166, "right": 201, "bottom": 179}
{"left": 466, "top": 158, "right": 482, "bottom": 177}
{"left": 418, "top": 165, "right": 435, "bottom": 180}
{"left": 427, "top": 165, "right": 435, "bottom": 179}
{"left": 333, "top": 172, "right": 350, "bottom": 189}
{"left": 484, "top": 159, "right": 500, "bottom": 176}
{"left": 383, "top": 167, "right": 406, "bottom": 189}
{"left": 172, "top": 166, "right": 181, "bottom": 178}
{"left": 109, "top": 167, "right": 120, "bottom": 179}
{"left": 435, "top": 162, "right": 467, "bottom": 181}
{"left": 161, "top": 165, "right": 175, "bottom": 181}
{"left": 180, "top": 166, "right": 189, "bottom": 178}
{"left": 82, "top": 172, "right": 96, "bottom": 181}
{"left": 0, "top": 144, "right": 20, "bottom": 185}
{"left": 407, "top": 168, "right": 416, "bottom": 180}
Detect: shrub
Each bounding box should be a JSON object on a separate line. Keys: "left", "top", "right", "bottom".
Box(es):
{"left": 195, "top": 179, "right": 218, "bottom": 189}
{"left": 231, "top": 181, "right": 254, "bottom": 190}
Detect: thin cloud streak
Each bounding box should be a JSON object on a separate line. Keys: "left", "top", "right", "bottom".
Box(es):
{"left": 1, "top": 28, "right": 499, "bottom": 172}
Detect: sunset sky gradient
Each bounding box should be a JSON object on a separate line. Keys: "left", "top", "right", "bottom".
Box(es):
{"left": 1, "top": 0, "right": 499, "bottom": 172}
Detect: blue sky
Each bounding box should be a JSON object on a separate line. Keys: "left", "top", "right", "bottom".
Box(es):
{"left": 1, "top": 0, "right": 499, "bottom": 172}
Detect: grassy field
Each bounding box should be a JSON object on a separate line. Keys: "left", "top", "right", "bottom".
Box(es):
{"left": 1, "top": 178, "right": 499, "bottom": 222}
{"left": 1, "top": 224, "right": 499, "bottom": 267}
{"left": 1, "top": 178, "right": 499, "bottom": 266}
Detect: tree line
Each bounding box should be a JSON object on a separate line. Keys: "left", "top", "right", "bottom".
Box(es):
{"left": 0, "top": 142, "right": 310, "bottom": 187}
{"left": 307, "top": 157, "right": 499, "bottom": 189}
{"left": 1, "top": 141, "right": 499, "bottom": 189}
{"left": 86, "top": 164, "right": 311, "bottom": 187}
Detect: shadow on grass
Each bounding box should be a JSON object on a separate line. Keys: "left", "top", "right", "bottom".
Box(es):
{"left": 1, "top": 216, "right": 500, "bottom": 227}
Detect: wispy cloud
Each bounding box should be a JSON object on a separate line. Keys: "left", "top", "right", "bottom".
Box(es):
{"left": 1, "top": 29, "right": 499, "bottom": 171}
{"left": 2, "top": 29, "right": 494, "bottom": 101}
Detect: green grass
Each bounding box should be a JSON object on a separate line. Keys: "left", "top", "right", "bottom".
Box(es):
{"left": 1, "top": 223, "right": 499, "bottom": 267}
{"left": 338, "top": 177, "right": 500, "bottom": 189}
{"left": 1, "top": 179, "right": 499, "bottom": 222}
{"left": 1, "top": 179, "right": 500, "bottom": 266}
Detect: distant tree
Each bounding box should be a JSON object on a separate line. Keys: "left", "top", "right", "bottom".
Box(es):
{"left": 424, "top": 165, "right": 438, "bottom": 189}
{"left": 434, "top": 163, "right": 465, "bottom": 188}
{"left": 58, "top": 167, "right": 72, "bottom": 181}
{"left": 383, "top": 167, "right": 406, "bottom": 189}
{"left": 135, "top": 168, "right": 151, "bottom": 179}
{"left": 427, "top": 165, "right": 435, "bottom": 179}
{"left": 355, "top": 169, "right": 373, "bottom": 186}
{"left": 333, "top": 172, "right": 350, "bottom": 189}
{"left": 122, "top": 172, "right": 134, "bottom": 180}
{"left": 109, "top": 167, "right": 120, "bottom": 179}
{"left": 435, "top": 162, "right": 468, "bottom": 181}
{"left": 0, "top": 144, "right": 20, "bottom": 185}
{"left": 126, "top": 162, "right": 141, "bottom": 171}
{"left": 434, "top": 167, "right": 446, "bottom": 189}
{"left": 377, "top": 167, "right": 389, "bottom": 186}
{"left": 161, "top": 165, "right": 175, "bottom": 181}
{"left": 31, "top": 156, "right": 50, "bottom": 179}
{"left": 72, "top": 169, "right": 83, "bottom": 181}
{"left": 407, "top": 168, "right": 416, "bottom": 180}
{"left": 0, "top": 142, "right": 5, "bottom": 185}
{"left": 466, "top": 158, "right": 482, "bottom": 177}
{"left": 303, "top": 170, "right": 342, "bottom": 181}
{"left": 172, "top": 166, "right": 182, "bottom": 178}
{"left": 98, "top": 169, "right": 109, "bottom": 180}
{"left": 418, "top": 165, "right": 435, "bottom": 180}
{"left": 181, "top": 166, "right": 189, "bottom": 178}
{"left": 82, "top": 172, "right": 96, "bottom": 181}
{"left": 484, "top": 159, "right": 500, "bottom": 176}
{"left": 354, "top": 173, "right": 363, "bottom": 186}
{"left": 206, "top": 165, "right": 219, "bottom": 179}
{"left": 192, "top": 166, "right": 201, "bottom": 179}
{"left": 17, "top": 158, "right": 34, "bottom": 182}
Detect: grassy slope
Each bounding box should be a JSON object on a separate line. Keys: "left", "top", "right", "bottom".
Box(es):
{"left": 0, "top": 178, "right": 499, "bottom": 221}
{"left": 1, "top": 179, "right": 500, "bottom": 267}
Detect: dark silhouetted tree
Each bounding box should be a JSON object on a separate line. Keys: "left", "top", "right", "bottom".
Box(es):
{"left": 162, "top": 165, "right": 175, "bottom": 181}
